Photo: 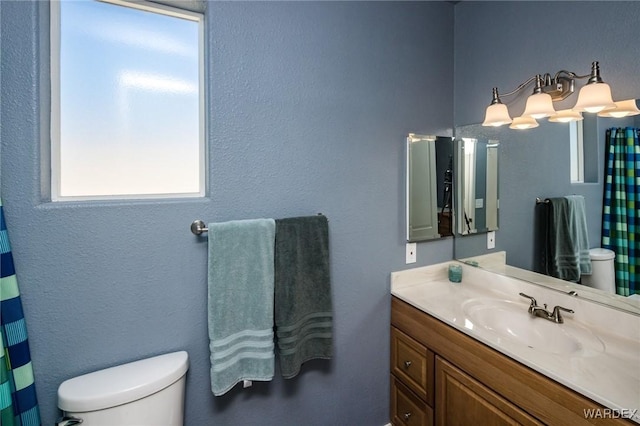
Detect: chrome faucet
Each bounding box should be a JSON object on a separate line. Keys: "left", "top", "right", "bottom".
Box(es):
{"left": 519, "top": 293, "right": 574, "bottom": 324}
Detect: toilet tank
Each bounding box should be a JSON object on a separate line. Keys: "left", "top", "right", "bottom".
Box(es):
{"left": 58, "top": 351, "right": 189, "bottom": 426}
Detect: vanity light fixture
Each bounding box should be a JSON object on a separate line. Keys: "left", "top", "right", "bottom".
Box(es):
{"left": 597, "top": 99, "right": 640, "bottom": 118}
{"left": 482, "top": 61, "right": 617, "bottom": 129}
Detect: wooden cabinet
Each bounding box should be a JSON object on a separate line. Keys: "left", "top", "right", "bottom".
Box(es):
{"left": 391, "top": 296, "right": 632, "bottom": 426}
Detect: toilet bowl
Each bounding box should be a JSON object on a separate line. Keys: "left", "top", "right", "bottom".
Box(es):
{"left": 57, "top": 351, "right": 189, "bottom": 426}
{"left": 581, "top": 248, "right": 616, "bottom": 294}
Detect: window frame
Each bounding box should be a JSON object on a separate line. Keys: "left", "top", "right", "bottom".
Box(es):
{"left": 50, "top": 0, "right": 206, "bottom": 202}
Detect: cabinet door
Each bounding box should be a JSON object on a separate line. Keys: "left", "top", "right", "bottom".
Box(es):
{"left": 435, "top": 357, "right": 543, "bottom": 426}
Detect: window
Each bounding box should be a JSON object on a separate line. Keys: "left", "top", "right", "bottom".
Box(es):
{"left": 569, "top": 120, "right": 584, "bottom": 183}
{"left": 51, "top": 0, "right": 204, "bottom": 201}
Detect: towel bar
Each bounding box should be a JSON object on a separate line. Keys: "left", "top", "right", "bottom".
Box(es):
{"left": 536, "top": 197, "right": 550, "bottom": 204}
{"left": 191, "top": 213, "right": 327, "bottom": 236}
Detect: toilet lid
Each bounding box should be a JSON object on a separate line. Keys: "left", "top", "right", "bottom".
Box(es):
{"left": 589, "top": 248, "right": 615, "bottom": 260}
{"left": 58, "top": 351, "right": 189, "bottom": 412}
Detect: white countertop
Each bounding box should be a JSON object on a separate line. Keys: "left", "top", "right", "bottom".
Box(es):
{"left": 391, "top": 261, "right": 640, "bottom": 423}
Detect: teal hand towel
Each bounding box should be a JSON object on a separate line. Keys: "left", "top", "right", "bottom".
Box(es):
{"left": 565, "top": 195, "right": 592, "bottom": 276}
{"left": 274, "top": 215, "right": 332, "bottom": 379}
{"left": 208, "top": 219, "right": 276, "bottom": 396}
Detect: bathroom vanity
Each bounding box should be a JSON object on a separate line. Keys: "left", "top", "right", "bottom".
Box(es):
{"left": 390, "top": 262, "right": 639, "bottom": 425}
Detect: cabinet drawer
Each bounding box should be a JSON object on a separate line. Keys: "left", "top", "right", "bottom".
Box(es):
{"left": 391, "top": 376, "right": 433, "bottom": 426}
{"left": 391, "top": 327, "right": 434, "bottom": 404}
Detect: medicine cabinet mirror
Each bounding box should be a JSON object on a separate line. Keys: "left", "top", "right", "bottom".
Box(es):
{"left": 405, "top": 134, "right": 454, "bottom": 242}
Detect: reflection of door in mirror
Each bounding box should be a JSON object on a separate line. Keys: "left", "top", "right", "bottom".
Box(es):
{"left": 486, "top": 142, "right": 499, "bottom": 231}
{"left": 460, "top": 138, "right": 477, "bottom": 234}
{"left": 435, "top": 137, "right": 455, "bottom": 237}
{"left": 406, "top": 135, "right": 454, "bottom": 242}
{"left": 455, "top": 137, "right": 499, "bottom": 236}
{"left": 407, "top": 134, "right": 440, "bottom": 242}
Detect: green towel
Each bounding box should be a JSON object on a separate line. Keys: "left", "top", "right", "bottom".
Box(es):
{"left": 208, "top": 219, "right": 275, "bottom": 396}
{"left": 545, "top": 197, "right": 591, "bottom": 282}
{"left": 274, "top": 215, "right": 332, "bottom": 379}
{"left": 565, "top": 195, "right": 592, "bottom": 276}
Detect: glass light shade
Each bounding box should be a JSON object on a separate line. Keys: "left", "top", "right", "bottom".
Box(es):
{"left": 482, "top": 103, "right": 512, "bottom": 127}
{"left": 522, "top": 92, "right": 556, "bottom": 119}
{"left": 548, "top": 109, "right": 583, "bottom": 123}
{"left": 572, "top": 82, "right": 616, "bottom": 113}
{"left": 597, "top": 99, "right": 640, "bottom": 118}
{"left": 509, "top": 116, "right": 539, "bottom": 130}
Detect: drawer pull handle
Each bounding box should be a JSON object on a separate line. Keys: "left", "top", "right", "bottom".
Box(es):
{"left": 403, "top": 412, "right": 412, "bottom": 421}
{"left": 403, "top": 360, "right": 412, "bottom": 368}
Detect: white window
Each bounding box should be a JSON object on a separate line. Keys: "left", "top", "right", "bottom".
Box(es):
{"left": 50, "top": 0, "right": 205, "bottom": 201}
{"left": 569, "top": 120, "right": 584, "bottom": 183}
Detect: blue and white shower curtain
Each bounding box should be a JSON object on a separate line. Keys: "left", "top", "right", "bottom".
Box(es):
{"left": 1, "top": 198, "right": 41, "bottom": 425}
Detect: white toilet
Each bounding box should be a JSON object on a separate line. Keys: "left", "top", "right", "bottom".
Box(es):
{"left": 581, "top": 248, "right": 616, "bottom": 294}
{"left": 57, "top": 351, "right": 189, "bottom": 426}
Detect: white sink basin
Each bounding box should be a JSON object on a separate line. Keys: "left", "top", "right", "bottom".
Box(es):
{"left": 462, "top": 299, "right": 605, "bottom": 355}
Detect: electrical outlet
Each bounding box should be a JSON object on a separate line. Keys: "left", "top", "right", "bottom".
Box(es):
{"left": 487, "top": 231, "right": 496, "bottom": 249}
{"left": 406, "top": 243, "right": 417, "bottom": 264}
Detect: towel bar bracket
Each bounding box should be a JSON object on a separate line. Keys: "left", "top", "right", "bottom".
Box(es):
{"left": 191, "top": 220, "right": 208, "bottom": 236}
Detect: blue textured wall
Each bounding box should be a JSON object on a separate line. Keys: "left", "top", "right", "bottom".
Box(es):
{"left": 0, "top": 1, "right": 453, "bottom": 424}
{"left": 453, "top": 1, "right": 640, "bottom": 268}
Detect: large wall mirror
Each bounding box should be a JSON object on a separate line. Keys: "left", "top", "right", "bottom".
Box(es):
{"left": 405, "top": 134, "right": 454, "bottom": 242}
{"left": 454, "top": 102, "right": 640, "bottom": 315}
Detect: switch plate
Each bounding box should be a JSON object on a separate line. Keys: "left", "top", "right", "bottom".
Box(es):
{"left": 487, "top": 231, "right": 496, "bottom": 249}
{"left": 406, "top": 243, "right": 417, "bottom": 264}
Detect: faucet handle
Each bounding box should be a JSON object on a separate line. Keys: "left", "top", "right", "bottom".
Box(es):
{"left": 551, "top": 305, "right": 574, "bottom": 323}
{"left": 519, "top": 293, "right": 538, "bottom": 311}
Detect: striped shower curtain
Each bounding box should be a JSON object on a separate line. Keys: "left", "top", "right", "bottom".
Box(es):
{"left": 602, "top": 127, "right": 639, "bottom": 296}
{"left": 1, "top": 199, "right": 41, "bottom": 425}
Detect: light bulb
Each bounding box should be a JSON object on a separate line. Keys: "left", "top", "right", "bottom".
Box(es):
{"left": 509, "top": 116, "right": 538, "bottom": 130}
{"left": 573, "top": 82, "right": 616, "bottom": 113}
{"left": 522, "top": 92, "right": 556, "bottom": 119}
{"left": 548, "top": 109, "right": 583, "bottom": 123}
{"left": 482, "top": 103, "right": 512, "bottom": 127}
{"left": 597, "top": 99, "right": 640, "bottom": 118}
